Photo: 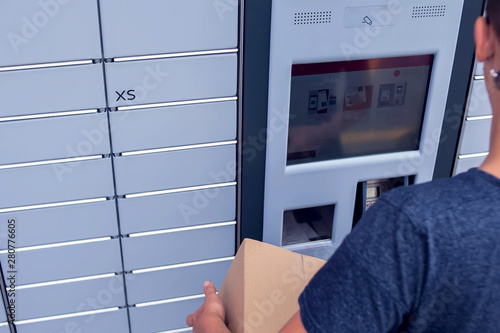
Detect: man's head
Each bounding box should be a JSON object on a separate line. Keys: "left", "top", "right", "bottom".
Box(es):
{"left": 476, "top": 0, "right": 500, "bottom": 178}
{"left": 487, "top": 0, "right": 500, "bottom": 39}
{"left": 476, "top": 0, "right": 500, "bottom": 102}
{"left": 477, "top": 1, "right": 500, "bottom": 64}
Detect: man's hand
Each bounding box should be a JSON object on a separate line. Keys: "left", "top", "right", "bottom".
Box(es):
{"left": 186, "top": 281, "right": 231, "bottom": 333}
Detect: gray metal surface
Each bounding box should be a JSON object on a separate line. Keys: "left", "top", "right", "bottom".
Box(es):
{"left": 0, "top": 0, "right": 101, "bottom": 67}
{"left": 459, "top": 119, "right": 492, "bottom": 155}
{"left": 15, "top": 308, "right": 129, "bottom": 333}
{"left": 455, "top": 156, "right": 487, "bottom": 175}
{"left": 126, "top": 260, "right": 231, "bottom": 305}
{"left": 122, "top": 224, "right": 235, "bottom": 271}
{"left": 0, "top": 158, "right": 114, "bottom": 209}
{"left": 129, "top": 298, "right": 203, "bottom": 333}
{"left": 109, "top": 101, "right": 237, "bottom": 153}
{"left": 0, "top": 1, "right": 243, "bottom": 332}
{"left": 99, "top": 0, "right": 238, "bottom": 58}
{"left": 16, "top": 275, "right": 125, "bottom": 320}
{"left": 0, "top": 64, "right": 106, "bottom": 118}
{"left": 0, "top": 239, "right": 123, "bottom": 285}
{"left": 475, "top": 61, "right": 484, "bottom": 76}
{"left": 467, "top": 80, "right": 492, "bottom": 117}
{"left": 0, "top": 200, "right": 118, "bottom": 249}
{"left": 119, "top": 186, "right": 236, "bottom": 235}
{"left": 104, "top": 54, "right": 237, "bottom": 108}
{"left": 0, "top": 113, "right": 110, "bottom": 165}
{"left": 113, "top": 145, "right": 236, "bottom": 196}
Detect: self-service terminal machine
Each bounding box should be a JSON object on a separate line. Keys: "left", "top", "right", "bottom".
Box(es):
{"left": 262, "top": 0, "right": 465, "bottom": 259}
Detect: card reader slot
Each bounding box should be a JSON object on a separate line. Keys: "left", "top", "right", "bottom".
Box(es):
{"left": 352, "top": 176, "right": 414, "bottom": 228}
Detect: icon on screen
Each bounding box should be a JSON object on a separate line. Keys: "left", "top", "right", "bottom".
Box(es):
{"left": 318, "top": 90, "right": 328, "bottom": 112}
{"left": 343, "top": 85, "right": 373, "bottom": 111}
{"left": 362, "top": 16, "right": 373, "bottom": 25}
{"left": 308, "top": 89, "right": 331, "bottom": 114}
{"left": 377, "top": 83, "right": 407, "bottom": 107}
{"left": 380, "top": 88, "right": 391, "bottom": 101}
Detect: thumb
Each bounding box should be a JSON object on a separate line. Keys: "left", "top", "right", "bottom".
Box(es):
{"left": 203, "top": 281, "right": 217, "bottom": 297}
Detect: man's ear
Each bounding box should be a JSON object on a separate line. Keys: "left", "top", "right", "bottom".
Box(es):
{"left": 475, "top": 16, "right": 493, "bottom": 62}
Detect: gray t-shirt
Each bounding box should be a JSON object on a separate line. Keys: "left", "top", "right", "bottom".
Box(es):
{"left": 299, "top": 168, "right": 500, "bottom": 332}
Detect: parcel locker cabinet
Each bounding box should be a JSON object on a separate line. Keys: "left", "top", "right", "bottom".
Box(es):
{"left": 0, "top": 64, "right": 106, "bottom": 118}
{"left": 109, "top": 101, "right": 237, "bottom": 153}
{"left": 0, "top": 1, "right": 242, "bottom": 332}
{"left": 113, "top": 145, "right": 236, "bottom": 196}
{"left": 99, "top": 0, "right": 238, "bottom": 59}
{"left": 0, "top": 0, "right": 102, "bottom": 67}
{"left": 119, "top": 186, "right": 236, "bottom": 235}
{"left": 104, "top": 54, "right": 238, "bottom": 108}
{"left": 126, "top": 260, "right": 232, "bottom": 305}
{"left": 0, "top": 159, "right": 115, "bottom": 209}
{"left": 0, "top": 112, "right": 110, "bottom": 165}
{"left": 0, "top": 201, "right": 118, "bottom": 249}
{"left": 14, "top": 275, "right": 126, "bottom": 321}
{"left": 0, "top": 239, "right": 123, "bottom": 286}
{"left": 129, "top": 299, "right": 204, "bottom": 333}
{"left": 15, "top": 310, "right": 129, "bottom": 333}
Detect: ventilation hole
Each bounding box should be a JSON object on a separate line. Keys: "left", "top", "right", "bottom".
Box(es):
{"left": 294, "top": 11, "right": 332, "bottom": 25}
{"left": 412, "top": 5, "right": 446, "bottom": 18}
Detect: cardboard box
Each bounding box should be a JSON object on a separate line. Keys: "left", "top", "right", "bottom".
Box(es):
{"left": 218, "top": 239, "right": 326, "bottom": 333}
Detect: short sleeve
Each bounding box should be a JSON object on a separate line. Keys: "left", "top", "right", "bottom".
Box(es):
{"left": 299, "top": 195, "right": 428, "bottom": 332}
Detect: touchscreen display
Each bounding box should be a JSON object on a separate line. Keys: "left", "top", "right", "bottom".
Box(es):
{"left": 287, "top": 55, "right": 433, "bottom": 165}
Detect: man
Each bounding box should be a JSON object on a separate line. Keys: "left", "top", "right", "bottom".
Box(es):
{"left": 187, "top": 2, "right": 500, "bottom": 331}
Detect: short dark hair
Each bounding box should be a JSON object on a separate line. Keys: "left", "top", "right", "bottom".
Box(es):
{"left": 487, "top": 0, "right": 500, "bottom": 38}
